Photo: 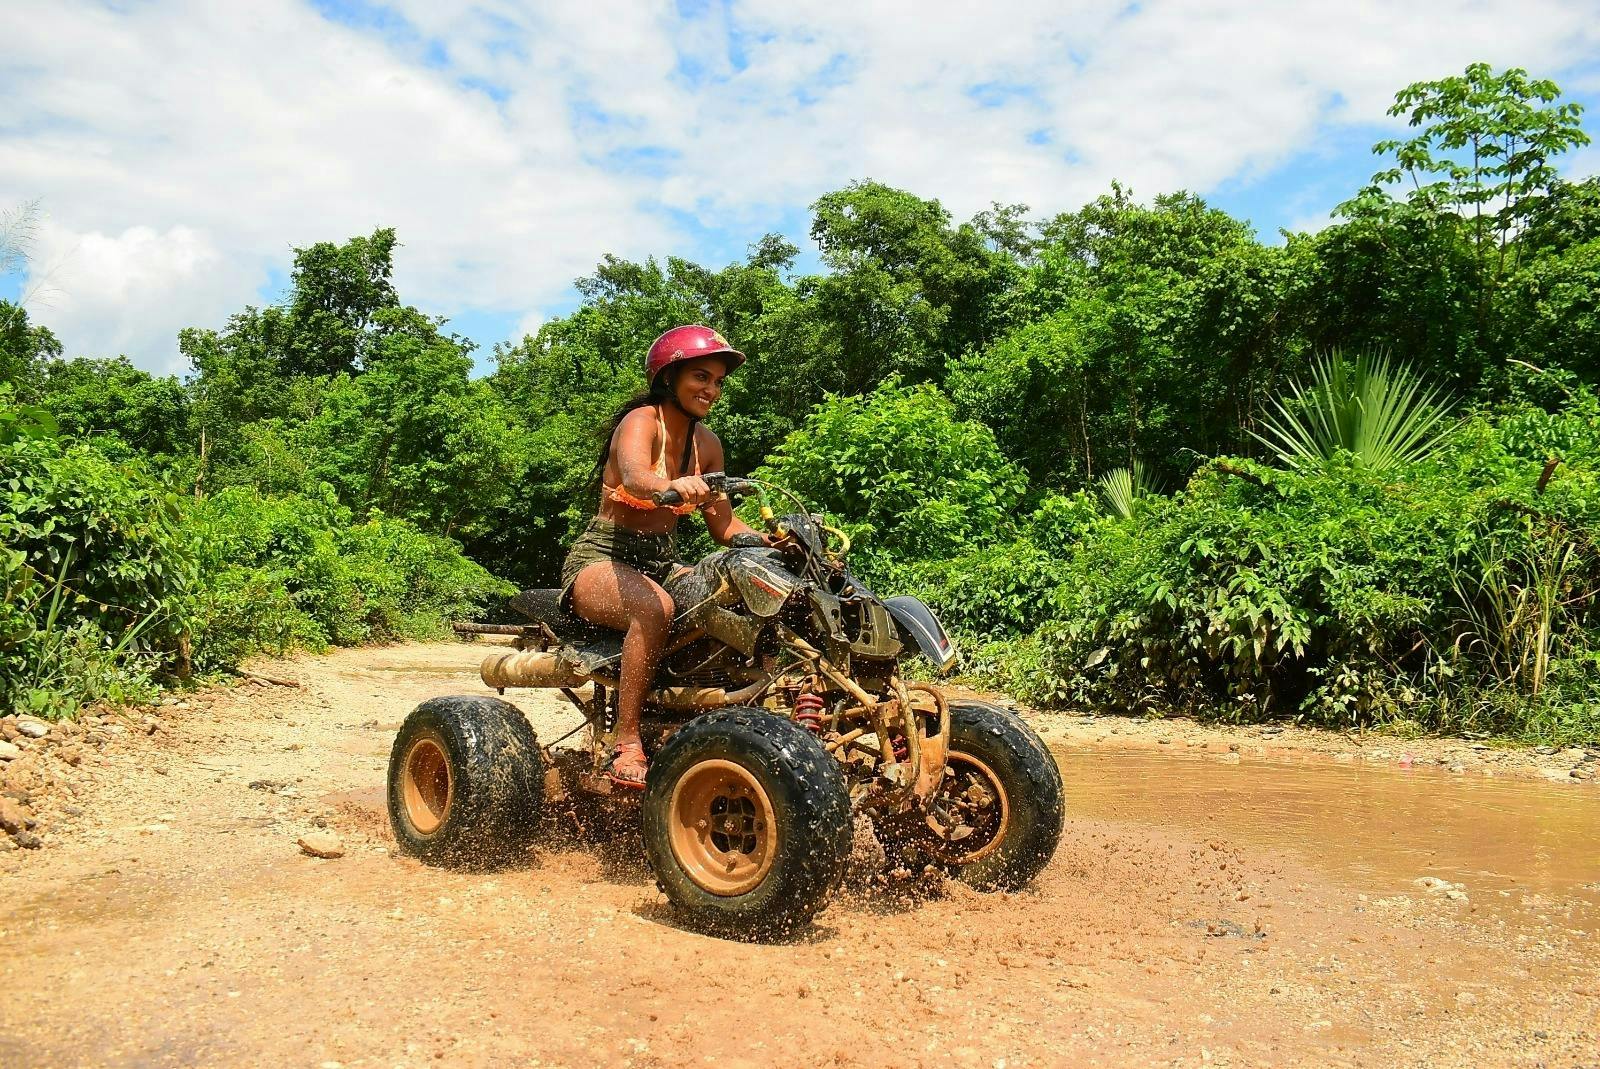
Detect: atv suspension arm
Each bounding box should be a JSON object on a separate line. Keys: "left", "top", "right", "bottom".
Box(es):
{"left": 775, "top": 627, "right": 949, "bottom": 807}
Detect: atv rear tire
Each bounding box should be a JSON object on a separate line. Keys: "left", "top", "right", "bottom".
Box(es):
{"left": 387, "top": 695, "right": 543, "bottom": 869}
{"left": 642, "top": 708, "right": 851, "bottom": 937}
{"left": 928, "top": 700, "right": 1064, "bottom": 891}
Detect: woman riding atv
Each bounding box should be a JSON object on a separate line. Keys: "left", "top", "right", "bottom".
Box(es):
{"left": 561, "top": 325, "right": 773, "bottom": 789}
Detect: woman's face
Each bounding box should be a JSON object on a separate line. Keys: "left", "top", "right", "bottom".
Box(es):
{"left": 671, "top": 356, "right": 728, "bottom": 419}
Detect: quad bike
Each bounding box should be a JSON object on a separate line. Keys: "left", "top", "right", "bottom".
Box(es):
{"left": 387, "top": 475, "right": 1064, "bottom": 936}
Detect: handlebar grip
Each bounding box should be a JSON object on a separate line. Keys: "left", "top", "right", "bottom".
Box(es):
{"left": 652, "top": 472, "right": 733, "bottom": 507}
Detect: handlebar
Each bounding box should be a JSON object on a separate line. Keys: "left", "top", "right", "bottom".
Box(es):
{"left": 651, "top": 472, "right": 757, "bottom": 507}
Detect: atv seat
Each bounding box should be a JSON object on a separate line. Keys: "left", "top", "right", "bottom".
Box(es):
{"left": 509, "top": 588, "right": 597, "bottom": 639}
{"left": 509, "top": 588, "right": 623, "bottom": 675}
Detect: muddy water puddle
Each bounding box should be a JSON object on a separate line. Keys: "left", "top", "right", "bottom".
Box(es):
{"left": 1054, "top": 746, "right": 1600, "bottom": 919}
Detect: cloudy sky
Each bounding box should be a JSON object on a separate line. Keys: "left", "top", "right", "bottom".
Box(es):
{"left": 4, "top": 0, "right": 1600, "bottom": 374}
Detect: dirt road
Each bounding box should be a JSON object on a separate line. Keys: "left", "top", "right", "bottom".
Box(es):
{"left": 2, "top": 641, "right": 1597, "bottom": 1068}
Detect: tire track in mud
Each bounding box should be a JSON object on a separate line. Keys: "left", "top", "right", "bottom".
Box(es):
{"left": 1, "top": 641, "right": 1595, "bottom": 1068}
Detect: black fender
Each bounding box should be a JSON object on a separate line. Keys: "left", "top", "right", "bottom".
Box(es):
{"left": 884, "top": 595, "right": 959, "bottom": 674}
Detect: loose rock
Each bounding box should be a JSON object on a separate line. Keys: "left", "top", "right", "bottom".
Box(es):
{"left": 0, "top": 797, "right": 32, "bottom": 834}
{"left": 0, "top": 741, "right": 20, "bottom": 762}
{"left": 1414, "top": 876, "right": 1468, "bottom": 901}
{"left": 15, "top": 718, "right": 49, "bottom": 739}
{"left": 297, "top": 831, "right": 345, "bottom": 859}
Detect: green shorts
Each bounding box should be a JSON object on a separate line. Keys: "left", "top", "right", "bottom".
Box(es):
{"left": 559, "top": 518, "right": 681, "bottom": 610}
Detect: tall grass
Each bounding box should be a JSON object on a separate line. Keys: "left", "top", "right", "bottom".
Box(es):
{"left": 1451, "top": 527, "right": 1586, "bottom": 698}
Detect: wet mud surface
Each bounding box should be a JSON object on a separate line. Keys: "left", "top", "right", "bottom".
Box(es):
{"left": 1, "top": 641, "right": 1596, "bottom": 1068}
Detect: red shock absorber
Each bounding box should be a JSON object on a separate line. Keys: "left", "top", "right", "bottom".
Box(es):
{"left": 794, "top": 692, "right": 826, "bottom": 733}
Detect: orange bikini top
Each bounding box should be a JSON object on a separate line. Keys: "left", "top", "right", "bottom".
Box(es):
{"left": 606, "top": 406, "right": 711, "bottom": 516}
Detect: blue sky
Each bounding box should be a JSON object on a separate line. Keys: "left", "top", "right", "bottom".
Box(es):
{"left": 4, "top": 0, "right": 1600, "bottom": 375}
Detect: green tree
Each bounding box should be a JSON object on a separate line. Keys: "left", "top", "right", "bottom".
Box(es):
{"left": 0, "top": 299, "right": 62, "bottom": 395}
{"left": 1518, "top": 176, "right": 1600, "bottom": 255}
{"left": 183, "top": 228, "right": 402, "bottom": 492}
{"left": 282, "top": 227, "right": 400, "bottom": 377}
{"left": 1297, "top": 208, "right": 1481, "bottom": 389}
{"left": 306, "top": 306, "right": 523, "bottom": 537}
{"left": 807, "top": 181, "right": 1021, "bottom": 390}
{"left": 183, "top": 306, "right": 309, "bottom": 493}
{"left": 1341, "top": 63, "right": 1590, "bottom": 297}
{"left": 757, "top": 379, "right": 1026, "bottom": 582}
{"left": 36, "top": 357, "right": 190, "bottom": 461}
{"left": 957, "top": 187, "right": 1309, "bottom": 487}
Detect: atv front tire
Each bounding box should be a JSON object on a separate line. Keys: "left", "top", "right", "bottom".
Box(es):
{"left": 925, "top": 700, "right": 1064, "bottom": 891}
{"left": 642, "top": 708, "right": 851, "bottom": 937}
{"left": 387, "top": 695, "right": 543, "bottom": 869}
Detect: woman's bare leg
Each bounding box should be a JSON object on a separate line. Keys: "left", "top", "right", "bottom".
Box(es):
{"left": 568, "top": 561, "right": 674, "bottom": 781}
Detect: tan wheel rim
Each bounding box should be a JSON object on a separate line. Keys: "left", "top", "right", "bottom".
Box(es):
{"left": 667, "top": 759, "right": 777, "bottom": 896}
{"left": 402, "top": 736, "right": 453, "bottom": 836}
{"left": 924, "top": 751, "right": 1010, "bottom": 864}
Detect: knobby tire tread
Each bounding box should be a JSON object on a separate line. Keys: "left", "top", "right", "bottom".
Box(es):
{"left": 642, "top": 707, "right": 852, "bottom": 938}
{"left": 944, "top": 699, "right": 1065, "bottom": 891}
{"left": 387, "top": 695, "right": 544, "bottom": 870}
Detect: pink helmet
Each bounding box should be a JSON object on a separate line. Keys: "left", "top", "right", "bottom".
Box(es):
{"left": 646, "top": 325, "right": 745, "bottom": 384}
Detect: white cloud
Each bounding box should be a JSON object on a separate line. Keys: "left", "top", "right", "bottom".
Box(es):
{"left": 22, "top": 220, "right": 249, "bottom": 375}
{"left": 4, "top": 0, "right": 1599, "bottom": 369}
{"left": 512, "top": 310, "right": 546, "bottom": 343}
{"left": 1568, "top": 143, "right": 1600, "bottom": 180}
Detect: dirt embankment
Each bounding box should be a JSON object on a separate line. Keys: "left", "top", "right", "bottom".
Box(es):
{"left": 2, "top": 641, "right": 1596, "bottom": 1068}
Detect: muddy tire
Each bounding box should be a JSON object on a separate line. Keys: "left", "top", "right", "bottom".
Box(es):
{"left": 387, "top": 695, "right": 543, "bottom": 869}
{"left": 927, "top": 700, "right": 1064, "bottom": 891}
{"left": 642, "top": 708, "right": 851, "bottom": 938}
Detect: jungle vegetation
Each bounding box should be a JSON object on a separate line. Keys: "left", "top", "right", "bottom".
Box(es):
{"left": 4, "top": 63, "right": 1599, "bottom": 743}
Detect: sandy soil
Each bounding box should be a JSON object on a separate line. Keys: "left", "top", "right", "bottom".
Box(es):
{"left": 2, "top": 640, "right": 1597, "bottom": 1068}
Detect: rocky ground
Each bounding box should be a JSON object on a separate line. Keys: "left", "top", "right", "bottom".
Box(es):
{"left": 1, "top": 640, "right": 1596, "bottom": 1068}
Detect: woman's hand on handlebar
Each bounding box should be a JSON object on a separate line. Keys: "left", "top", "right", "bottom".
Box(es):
{"left": 665, "top": 475, "right": 715, "bottom": 506}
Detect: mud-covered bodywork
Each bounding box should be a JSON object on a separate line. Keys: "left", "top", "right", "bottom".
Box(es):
{"left": 883, "top": 596, "right": 958, "bottom": 674}
{"left": 662, "top": 515, "right": 914, "bottom": 676}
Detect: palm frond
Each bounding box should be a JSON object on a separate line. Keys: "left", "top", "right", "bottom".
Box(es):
{"left": 0, "top": 199, "right": 42, "bottom": 278}
{"left": 1253, "top": 349, "right": 1457, "bottom": 473}
{"left": 1098, "top": 459, "right": 1162, "bottom": 519}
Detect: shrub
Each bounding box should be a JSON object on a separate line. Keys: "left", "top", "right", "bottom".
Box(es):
{"left": 1, "top": 391, "right": 190, "bottom": 715}
{"left": 187, "top": 487, "right": 511, "bottom": 670}
{"left": 982, "top": 393, "right": 1600, "bottom": 741}
{"left": 1, "top": 387, "right": 513, "bottom": 714}
{"left": 756, "top": 378, "right": 1027, "bottom": 585}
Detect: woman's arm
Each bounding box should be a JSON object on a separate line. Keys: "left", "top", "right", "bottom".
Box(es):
{"left": 697, "top": 429, "right": 766, "bottom": 545}
{"left": 614, "top": 408, "right": 712, "bottom": 504}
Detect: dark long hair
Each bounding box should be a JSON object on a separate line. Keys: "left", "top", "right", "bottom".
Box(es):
{"left": 588, "top": 370, "right": 698, "bottom": 493}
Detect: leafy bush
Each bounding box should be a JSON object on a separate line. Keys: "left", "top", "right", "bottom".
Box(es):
{"left": 1, "top": 387, "right": 512, "bottom": 714}
{"left": 967, "top": 396, "right": 1600, "bottom": 742}
{"left": 0, "top": 391, "right": 188, "bottom": 716}
{"left": 756, "top": 378, "right": 1027, "bottom": 585}
{"left": 186, "top": 487, "right": 512, "bottom": 671}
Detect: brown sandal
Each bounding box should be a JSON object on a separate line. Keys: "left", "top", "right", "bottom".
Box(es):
{"left": 607, "top": 741, "right": 648, "bottom": 790}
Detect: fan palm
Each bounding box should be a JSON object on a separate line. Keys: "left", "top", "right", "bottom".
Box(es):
{"left": 1098, "top": 459, "right": 1160, "bottom": 519}
{"left": 1253, "top": 350, "right": 1457, "bottom": 474}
